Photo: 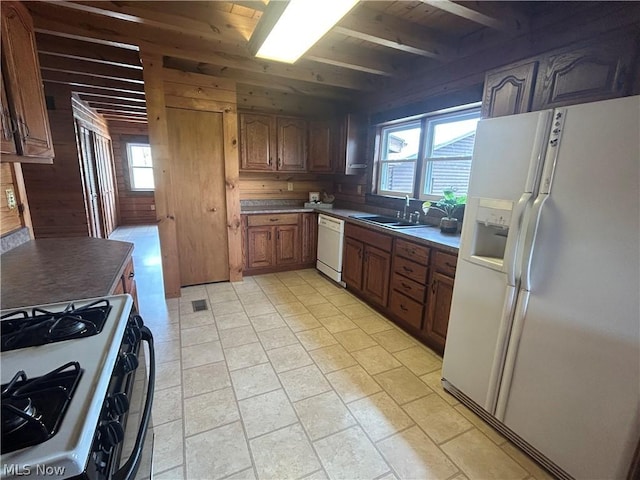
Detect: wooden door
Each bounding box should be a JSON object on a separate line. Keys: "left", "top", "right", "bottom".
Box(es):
{"left": 308, "top": 120, "right": 333, "bottom": 173}
{"left": 362, "top": 245, "right": 391, "bottom": 307}
{"left": 239, "top": 113, "right": 275, "bottom": 171}
{"left": 0, "top": 70, "right": 16, "bottom": 155}
{"left": 277, "top": 117, "right": 307, "bottom": 171}
{"left": 93, "top": 133, "right": 118, "bottom": 237}
{"left": 275, "top": 225, "right": 299, "bottom": 265}
{"left": 343, "top": 237, "right": 364, "bottom": 291}
{"left": 482, "top": 61, "right": 538, "bottom": 118}
{"left": 1, "top": 2, "right": 53, "bottom": 158}
{"left": 247, "top": 226, "right": 273, "bottom": 269}
{"left": 301, "top": 213, "right": 317, "bottom": 264}
{"left": 77, "top": 124, "right": 103, "bottom": 238}
{"left": 424, "top": 272, "right": 454, "bottom": 353}
{"left": 167, "top": 107, "right": 230, "bottom": 286}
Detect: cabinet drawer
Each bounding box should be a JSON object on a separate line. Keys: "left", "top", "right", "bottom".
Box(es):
{"left": 433, "top": 251, "right": 458, "bottom": 277}
{"left": 247, "top": 213, "right": 299, "bottom": 226}
{"left": 394, "top": 239, "right": 430, "bottom": 265}
{"left": 123, "top": 259, "right": 135, "bottom": 293}
{"left": 389, "top": 290, "right": 423, "bottom": 329}
{"left": 345, "top": 223, "right": 392, "bottom": 252}
{"left": 391, "top": 273, "right": 426, "bottom": 303}
{"left": 393, "top": 256, "right": 428, "bottom": 284}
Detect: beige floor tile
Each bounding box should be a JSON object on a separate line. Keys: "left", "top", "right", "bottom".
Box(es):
{"left": 260, "top": 283, "right": 288, "bottom": 295}
{"left": 267, "top": 291, "right": 298, "bottom": 305}
{"left": 181, "top": 324, "right": 219, "bottom": 347}
{"left": 180, "top": 311, "right": 216, "bottom": 330}
{"left": 184, "top": 387, "right": 240, "bottom": 436}
{"left": 289, "top": 284, "right": 317, "bottom": 296}
{"left": 152, "top": 323, "right": 181, "bottom": 344}
{"left": 284, "top": 313, "right": 322, "bottom": 332}
{"left": 212, "top": 300, "right": 244, "bottom": 316}
{"left": 183, "top": 362, "right": 231, "bottom": 398}
{"left": 254, "top": 274, "right": 283, "bottom": 285}
{"left": 301, "top": 470, "right": 329, "bottom": 480}
{"left": 326, "top": 365, "right": 382, "bottom": 403}
{"left": 250, "top": 423, "right": 321, "bottom": 479}
{"left": 152, "top": 386, "right": 182, "bottom": 425}
{"left": 207, "top": 289, "right": 239, "bottom": 305}
{"left": 501, "top": 442, "right": 555, "bottom": 480}
{"left": 334, "top": 328, "right": 378, "bottom": 352}
{"left": 276, "top": 301, "right": 311, "bottom": 317}
{"left": 315, "top": 284, "right": 345, "bottom": 297}
{"left": 352, "top": 345, "right": 402, "bottom": 375}
{"left": 180, "top": 285, "right": 208, "bottom": 300}
{"left": 267, "top": 343, "right": 313, "bottom": 373}
{"left": 296, "top": 327, "right": 338, "bottom": 351}
{"left": 371, "top": 329, "right": 417, "bottom": 353}
{"left": 377, "top": 425, "right": 459, "bottom": 480}
{"left": 441, "top": 429, "right": 528, "bottom": 480}
{"left": 243, "top": 302, "right": 277, "bottom": 317}
{"left": 308, "top": 344, "right": 357, "bottom": 374}
{"left": 238, "top": 389, "right": 298, "bottom": 438}
{"left": 156, "top": 359, "right": 182, "bottom": 391}
{"left": 374, "top": 367, "right": 433, "bottom": 405}
{"left": 318, "top": 314, "right": 359, "bottom": 333}
{"left": 338, "top": 303, "right": 375, "bottom": 319}
{"left": 237, "top": 291, "right": 269, "bottom": 305}
{"left": 155, "top": 340, "right": 181, "bottom": 364}
{"left": 154, "top": 465, "right": 184, "bottom": 480}
{"left": 279, "top": 276, "right": 309, "bottom": 287}
{"left": 394, "top": 346, "right": 442, "bottom": 375}
{"left": 294, "top": 390, "right": 357, "bottom": 441}
{"left": 420, "top": 371, "right": 459, "bottom": 406}
{"left": 224, "top": 342, "right": 268, "bottom": 371}
{"left": 314, "top": 426, "right": 390, "bottom": 480}
{"left": 219, "top": 326, "right": 259, "bottom": 349}
{"left": 230, "top": 363, "right": 281, "bottom": 400}
{"left": 186, "top": 422, "right": 252, "bottom": 480}
{"left": 249, "top": 312, "right": 286, "bottom": 331}
{"left": 298, "top": 293, "right": 330, "bottom": 307}
{"left": 454, "top": 404, "right": 506, "bottom": 445}
{"left": 257, "top": 326, "right": 299, "bottom": 350}
{"left": 326, "top": 292, "right": 360, "bottom": 307}
{"left": 278, "top": 364, "right": 332, "bottom": 402}
{"left": 224, "top": 468, "right": 256, "bottom": 480}
{"left": 182, "top": 341, "right": 225, "bottom": 369}
{"left": 351, "top": 314, "right": 394, "bottom": 334}
{"left": 205, "top": 282, "right": 235, "bottom": 295}
{"left": 153, "top": 419, "right": 184, "bottom": 474}
{"left": 350, "top": 390, "right": 414, "bottom": 441}
{"left": 216, "top": 311, "right": 251, "bottom": 331}
{"left": 233, "top": 283, "right": 263, "bottom": 295}
{"left": 311, "top": 303, "right": 343, "bottom": 319}
{"left": 404, "top": 394, "right": 473, "bottom": 444}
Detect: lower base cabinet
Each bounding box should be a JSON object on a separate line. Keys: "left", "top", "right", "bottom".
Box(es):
{"left": 112, "top": 257, "right": 138, "bottom": 311}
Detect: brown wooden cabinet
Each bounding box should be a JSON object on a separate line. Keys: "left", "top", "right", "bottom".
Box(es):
{"left": 362, "top": 245, "right": 391, "bottom": 307}
{"left": 308, "top": 119, "right": 333, "bottom": 173}
{"left": 112, "top": 257, "right": 139, "bottom": 312}
{"left": 247, "top": 225, "right": 273, "bottom": 269}
{"left": 423, "top": 251, "right": 458, "bottom": 354}
{"left": 275, "top": 224, "right": 300, "bottom": 265}
{"left": 239, "top": 113, "right": 276, "bottom": 171}
{"left": 277, "top": 117, "right": 307, "bottom": 171}
{"left": 343, "top": 237, "right": 364, "bottom": 291}
{"left": 1, "top": 1, "right": 54, "bottom": 163}
{"left": 1, "top": 71, "right": 17, "bottom": 155}
{"left": 335, "top": 114, "right": 368, "bottom": 175}
{"left": 301, "top": 212, "right": 318, "bottom": 264}
{"left": 482, "top": 61, "right": 538, "bottom": 118}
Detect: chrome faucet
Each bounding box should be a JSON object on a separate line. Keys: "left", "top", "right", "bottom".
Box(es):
{"left": 403, "top": 195, "right": 410, "bottom": 219}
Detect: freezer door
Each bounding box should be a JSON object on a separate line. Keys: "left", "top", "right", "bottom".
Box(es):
{"left": 442, "top": 110, "right": 552, "bottom": 412}
{"left": 497, "top": 96, "right": 640, "bottom": 479}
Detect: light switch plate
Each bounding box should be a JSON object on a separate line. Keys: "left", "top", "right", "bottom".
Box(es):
{"left": 5, "top": 188, "right": 17, "bottom": 210}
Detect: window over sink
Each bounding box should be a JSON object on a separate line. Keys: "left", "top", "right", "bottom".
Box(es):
{"left": 375, "top": 105, "right": 480, "bottom": 200}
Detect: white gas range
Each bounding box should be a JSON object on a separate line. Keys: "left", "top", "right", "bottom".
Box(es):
{"left": 0, "top": 294, "right": 155, "bottom": 480}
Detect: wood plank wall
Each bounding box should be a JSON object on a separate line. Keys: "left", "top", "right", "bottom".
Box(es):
{"left": 21, "top": 84, "right": 90, "bottom": 238}
{"left": 0, "top": 163, "right": 23, "bottom": 235}
{"left": 239, "top": 172, "right": 333, "bottom": 202}
{"left": 108, "top": 121, "right": 156, "bottom": 225}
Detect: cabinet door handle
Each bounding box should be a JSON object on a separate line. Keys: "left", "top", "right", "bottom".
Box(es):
{"left": 431, "top": 281, "right": 437, "bottom": 293}
{"left": 128, "top": 272, "right": 135, "bottom": 279}
{"left": 402, "top": 266, "right": 413, "bottom": 273}
{"left": 277, "top": 230, "right": 280, "bottom": 240}
{"left": 269, "top": 218, "right": 278, "bottom": 222}
{"left": 445, "top": 262, "right": 455, "bottom": 268}
{"left": 400, "top": 304, "right": 408, "bottom": 312}
{"left": 357, "top": 249, "right": 361, "bottom": 259}
{"left": 400, "top": 282, "right": 411, "bottom": 290}
{"left": 268, "top": 157, "right": 272, "bottom": 166}
{"left": 277, "top": 158, "right": 282, "bottom": 168}
{"left": 18, "top": 117, "right": 29, "bottom": 141}
{"left": 268, "top": 231, "right": 271, "bottom": 240}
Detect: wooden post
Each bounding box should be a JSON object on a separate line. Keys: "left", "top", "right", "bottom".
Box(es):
{"left": 223, "top": 109, "right": 243, "bottom": 282}
{"left": 139, "top": 52, "right": 181, "bottom": 298}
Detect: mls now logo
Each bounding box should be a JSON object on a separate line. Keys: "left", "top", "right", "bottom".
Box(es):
{"left": 2, "top": 464, "right": 66, "bottom": 476}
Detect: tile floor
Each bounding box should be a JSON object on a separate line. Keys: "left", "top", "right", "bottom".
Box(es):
{"left": 110, "top": 225, "right": 553, "bottom": 480}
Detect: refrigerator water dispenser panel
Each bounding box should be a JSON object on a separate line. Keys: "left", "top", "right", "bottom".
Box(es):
{"left": 466, "top": 198, "right": 514, "bottom": 269}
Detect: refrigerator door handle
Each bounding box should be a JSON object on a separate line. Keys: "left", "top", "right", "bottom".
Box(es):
{"left": 519, "top": 193, "right": 549, "bottom": 292}
{"left": 503, "top": 192, "right": 532, "bottom": 286}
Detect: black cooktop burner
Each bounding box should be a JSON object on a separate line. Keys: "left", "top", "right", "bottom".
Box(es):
{"left": 1, "top": 362, "right": 83, "bottom": 454}
{"left": 0, "top": 299, "right": 111, "bottom": 352}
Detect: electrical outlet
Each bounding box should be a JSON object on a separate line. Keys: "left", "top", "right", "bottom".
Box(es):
{"left": 287, "top": 182, "right": 293, "bottom": 191}
{"left": 5, "top": 188, "right": 17, "bottom": 210}
{"left": 357, "top": 185, "right": 363, "bottom": 195}
{"left": 150, "top": 204, "right": 156, "bottom": 211}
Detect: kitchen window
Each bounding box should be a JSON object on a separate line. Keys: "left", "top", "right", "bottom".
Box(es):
{"left": 126, "top": 142, "right": 154, "bottom": 191}
{"left": 375, "top": 106, "right": 480, "bottom": 200}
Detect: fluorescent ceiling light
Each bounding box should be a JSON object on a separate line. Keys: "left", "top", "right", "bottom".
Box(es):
{"left": 256, "top": 0, "right": 359, "bottom": 64}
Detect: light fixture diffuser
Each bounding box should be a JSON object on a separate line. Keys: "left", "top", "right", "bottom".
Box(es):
{"left": 256, "top": 0, "right": 359, "bottom": 64}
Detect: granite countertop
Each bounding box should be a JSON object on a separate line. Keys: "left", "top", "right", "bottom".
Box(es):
{"left": 1, "top": 237, "right": 134, "bottom": 309}
{"left": 240, "top": 206, "right": 461, "bottom": 253}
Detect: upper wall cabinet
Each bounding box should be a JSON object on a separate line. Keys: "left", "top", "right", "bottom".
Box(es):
{"left": 308, "top": 119, "right": 333, "bottom": 173}
{"left": 482, "top": 31, "right": 638, "bottom": 118}
{"left": 277, "top": 116, "right": 307, "bottom": 172}
{"left": 336, "top": 114, "right": 369, "bottom": 175}
{"left": 1, "top": 1, "right": 54, "bottom": 163}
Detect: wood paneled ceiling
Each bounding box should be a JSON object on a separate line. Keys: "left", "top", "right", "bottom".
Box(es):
{"left": 26, "top": 1, "right": 615, "bottom": 123}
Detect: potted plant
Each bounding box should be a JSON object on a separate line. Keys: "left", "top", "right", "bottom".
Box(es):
{"left": 422, "top": 188, "right": 466, "bottom": 234}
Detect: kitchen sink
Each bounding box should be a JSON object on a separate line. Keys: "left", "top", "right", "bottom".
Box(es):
{"left": 350, "top": 215, "right": 426, "bottom": 229}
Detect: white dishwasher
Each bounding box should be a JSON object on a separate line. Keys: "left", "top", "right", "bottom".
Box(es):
{"left": 316, "top": 214, "right": 346, "bottom": 286}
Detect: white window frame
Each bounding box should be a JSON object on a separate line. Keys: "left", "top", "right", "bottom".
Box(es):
{"left": 126, "top": 142, "right": 154, "bottom": 192}
{"left": 376, "top": 120, "right": 422, "bottom": 197}
{"left": 418, "top": 108, "right": 481, "bottom": 201}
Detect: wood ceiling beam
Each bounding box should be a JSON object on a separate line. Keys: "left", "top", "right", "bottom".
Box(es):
{"left": 76, "top": 91, "right": 146, "bottom": 104}
{"left": 95, "top": 108, "right": 147, "bottom": 116}
{"left": 84, "top": 100, "right": 147, "bottom": 111}
{"left": 232, "top": 1, "right": 267, "bottom": 13}
{"left": 35, "top": 33, "right": 142, "bottom": 69}
{"left": 38, "top": 54, "right": 144, "bottom": 83}
{"left": 306, "top": 42, "right": 402, "bottom": 77}
{"left": 420, "top": 1, "right": 528, "bottom": 33}
{"left": 42, "top": 71, "right": 145, "bottom": 95}
{"left": 334, "top": 5, "right": 455, "bottom": 60}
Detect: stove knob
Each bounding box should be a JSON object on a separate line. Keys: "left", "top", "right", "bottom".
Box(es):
{"left": 98, "top": 420, "right": 124, "bottom": 452}
{"left": 125, "top": 324, "right": 142, "bottom": 344}
{"left": 118, "top": 352, "right": 139, "bottom": 374}
{"left": 106, "top": 392, "right": 129, "bottom": 417}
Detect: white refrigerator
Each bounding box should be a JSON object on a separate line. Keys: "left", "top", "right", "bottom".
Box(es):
{"left": 442, "top": 95, "right": 639, "bottom": 480}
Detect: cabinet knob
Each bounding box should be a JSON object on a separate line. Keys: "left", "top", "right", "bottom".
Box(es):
{"left": 209, "top": 207, "right": 217, "bottom": 212}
